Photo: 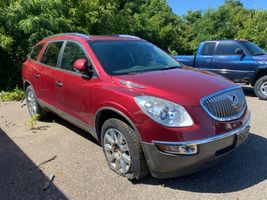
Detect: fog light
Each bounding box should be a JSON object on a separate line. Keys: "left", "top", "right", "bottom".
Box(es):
{"left": 156, "top": 143, "right": 198, "bottom": 155}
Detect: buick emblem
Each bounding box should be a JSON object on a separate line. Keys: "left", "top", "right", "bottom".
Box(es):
{"left": 232, "top": 95, "right": 240, "bottom": 108}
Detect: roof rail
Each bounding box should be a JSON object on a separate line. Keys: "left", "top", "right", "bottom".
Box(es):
{"left": 111, "top": 34, "right": 140, "bottom": 39}
{"left": 44, "top": 33, "right": 90, "bottom": 40}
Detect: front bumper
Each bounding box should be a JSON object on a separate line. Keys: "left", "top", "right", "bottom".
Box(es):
{"left": 142, "top": 114, "right": 251, "bottom": 179}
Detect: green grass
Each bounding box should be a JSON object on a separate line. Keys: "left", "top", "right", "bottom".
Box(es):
{"left": 25, "top": 114, "right": 40, "bottom": 130}
{"left": 0, "top": 87, "right": 25, "bottom": 101}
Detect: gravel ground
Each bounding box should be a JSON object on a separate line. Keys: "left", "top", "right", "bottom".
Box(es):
{"left": 0, "top": 86, "right": 266, "bottom": 200}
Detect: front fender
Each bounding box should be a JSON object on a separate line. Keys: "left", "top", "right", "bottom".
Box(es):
{"left": 94, "top": 104, "right": 144, "bottom": 143}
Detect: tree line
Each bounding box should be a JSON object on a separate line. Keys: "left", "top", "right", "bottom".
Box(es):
{"left": 0, "top": 0, "right": 267, "bottom": 90}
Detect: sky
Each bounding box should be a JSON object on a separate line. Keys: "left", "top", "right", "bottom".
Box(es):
{"left": 168, "top": 0, "right": 267, "bottom": 15}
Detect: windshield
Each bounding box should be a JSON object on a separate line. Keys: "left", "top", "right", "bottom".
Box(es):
{"left": 241, "top": 41, "right": 266, "bottom": 56}
{"left": 89, "top": 40, "right": 181, "bottom": 75}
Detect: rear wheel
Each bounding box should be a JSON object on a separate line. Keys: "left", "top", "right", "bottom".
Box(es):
{"left": 26, "top": 86, "right": 47, "bottom": 119}
{"left": 254, "top": 75, "right": 267, "bottom": 100}
{"left": 101, "top": 118, "right": 149, "bottom": 180}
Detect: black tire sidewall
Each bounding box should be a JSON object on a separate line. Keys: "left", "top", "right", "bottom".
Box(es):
{"left": 254, "top": 76, "right": 267, "bottom": 100}
{"left": 25, "top": 86, "right": 46, "bottom": 118}
{"left": 101, "top": 118, "right": 144, "bottom": 178}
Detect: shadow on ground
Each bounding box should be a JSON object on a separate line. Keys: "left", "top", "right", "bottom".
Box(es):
{"left": 0, "top": 128, "right": 67, "bottom": 200}
{"left": 137, "top": 133, "right": 267, "bottom": 193}
{"left": 42, "top": 115, "right": 100, "bottom": 146}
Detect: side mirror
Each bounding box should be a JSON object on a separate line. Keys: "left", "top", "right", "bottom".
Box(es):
{"left": 73, "top": 59, "right": 88, "bottom": 72}
{"left": 73, "top": 59, "right": 93, "bottom": 79}
{"left": 235, "top": 48, "right": 246, "bottom": 56}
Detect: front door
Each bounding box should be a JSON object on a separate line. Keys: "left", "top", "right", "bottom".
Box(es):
{"left": 55, "top": 40, "right": 95, "bottom": 127}
{"left": 211, "top": 41, "right": 254, "bottom": 81}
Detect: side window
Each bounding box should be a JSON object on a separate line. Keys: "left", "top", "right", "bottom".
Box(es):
{"left": 40, "top": 42, "right": 63, "bottom": 67}
{"left": 200, "top": 42, "right": 216, "bottom": 55}
{"left": 30, "top": 43, "right": 44, "bottom": 60}
{"left": 61, "top": 41, "right": 88, "bottom": 72}
{"left": 215, "top": 41, "right": 242, "bottom": 55}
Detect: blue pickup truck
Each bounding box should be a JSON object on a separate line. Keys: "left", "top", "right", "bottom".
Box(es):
{"left": 175, "top": 40, "right": 267, "bottom": 100}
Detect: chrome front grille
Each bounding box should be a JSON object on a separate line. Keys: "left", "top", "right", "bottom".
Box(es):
{"left": 200, "top": 87, "right": 247, "bottom": 121}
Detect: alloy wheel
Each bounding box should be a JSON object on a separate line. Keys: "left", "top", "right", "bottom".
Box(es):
{"left": 26, "top": 90, "right": 37, "bottom": 116}
{"left": 103, "top": 128, "right": 131, "bottom": 174}
{"left": 260, "top": 81, "right": 267, "bottom": 97}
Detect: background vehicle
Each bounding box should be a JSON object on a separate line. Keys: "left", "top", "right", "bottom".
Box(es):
{"left": 174, "top": 40, "right": 267, "bottom": 100}
{"left": 22, "top": 33, "right": 250, "bottom": 180}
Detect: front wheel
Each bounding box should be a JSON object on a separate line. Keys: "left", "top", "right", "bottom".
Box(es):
{"left": 101, "top": 118, "right": 149, "bottom": 180}
{"left": 254, "top": 75, "right": 267, "bottom": 100}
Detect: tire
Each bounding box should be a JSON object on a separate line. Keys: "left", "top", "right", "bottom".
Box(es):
{"left": 101, "top": 118, "right": 149, "bottom": 180}
{"left": 254, "top": 75, "right": 267, "bottom": 100}
{"left": 25, "top": 86, "right": 48, "bottom": 120}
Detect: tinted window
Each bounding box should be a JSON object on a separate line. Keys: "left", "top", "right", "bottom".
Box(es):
{"left": 40, "top": 42, "right": 63, "bottom": 67}
{"left": 61, "top": 42, "right": 88, "bottom": 72}
{"left": 215, "top": 41, "right": 242, "bottom": 55}
{"left": 89, "top": 40, "right": 180, "bottom": 75}
{"left": 200, "top": 42, "right": 216, "bottom": 55}
{"left": 30, "top": 43, "right": 44, "bottom": 60}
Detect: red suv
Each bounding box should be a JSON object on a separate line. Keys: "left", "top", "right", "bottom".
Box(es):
{"left": 22, "top": 33, "right": 251, "bottom": 179}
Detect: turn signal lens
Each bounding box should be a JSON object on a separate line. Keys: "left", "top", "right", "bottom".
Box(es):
{"left": 156, "top": 144, "right": 198, "bottom": 155}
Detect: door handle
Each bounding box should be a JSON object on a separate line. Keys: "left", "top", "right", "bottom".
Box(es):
{"left": 212, "top": 59, "right": 218, "bottom": 62}
{"left": 34, "top": 73, "right": 40, "bottom": 78}
{"left": 55, "top": 81, "right": 63, "bottom": 87}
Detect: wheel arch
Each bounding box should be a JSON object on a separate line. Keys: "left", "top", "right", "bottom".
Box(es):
{"left": 252, "top": 66, "right": 267, "bottom": 86}
{"left": 94, "top": 107, "right": 142, "bottom": 143}
{"left": 23, "top": 80, "right": 33, "bottom": 91}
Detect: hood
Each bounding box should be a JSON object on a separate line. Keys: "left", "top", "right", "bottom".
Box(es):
{"left": 112, "top": 67, "right": 236, "bottom": 106}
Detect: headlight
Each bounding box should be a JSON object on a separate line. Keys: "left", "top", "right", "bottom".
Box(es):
{"left": 134, "top": 96, "right": 193, "bottom": 127}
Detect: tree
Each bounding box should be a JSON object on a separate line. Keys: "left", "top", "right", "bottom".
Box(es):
{"left": 0, "top": 0, "right": 181, "bottom": 90}
{"left": 1, "top": 0, "right": 267, "bottom": 90}
{"left": 177, "top": 0, "right": 267, "bottom": 54}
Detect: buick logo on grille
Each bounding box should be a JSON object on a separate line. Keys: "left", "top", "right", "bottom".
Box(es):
{"left": 232, "top": 95, "right": 240, "bottom": 108}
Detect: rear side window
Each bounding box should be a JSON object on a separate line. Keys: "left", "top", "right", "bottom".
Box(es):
{"left": 215, "top": 41, "right": 242, "bottom": 55}
{"left": 29, "top": 43, "right": 44, "bottom": 60}
{"left": 200, "top": 42, "right": 216, "bottom": 55}
{"left": 40, "top": 42, "right": 63, "bottom": 67}
{"left": 61, "top": 41, "right": 88, "bottom": 72}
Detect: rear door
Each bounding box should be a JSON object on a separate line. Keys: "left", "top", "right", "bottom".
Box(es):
{"left": 195, "top": 42, "right": 216, "bottom": 69}
{"left": 24, "top": 43, "right": 45, "bottom": 97}
{"left": 38, "top": 41, "right": 64, "bottom": 106}
{"left": 211, "top": 41, "right": 254, "bottom": 81}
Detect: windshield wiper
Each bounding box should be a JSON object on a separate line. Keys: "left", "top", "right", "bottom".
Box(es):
{"left": 161, "top": 66, "right": 180, "bottom": 71}
{"left": 125, "top": 70, "right": 150, "bottom": 75}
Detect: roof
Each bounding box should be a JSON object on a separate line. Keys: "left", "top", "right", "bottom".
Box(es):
{"left": 202, "top": 39, "right": 249, "bottom": 43}
{"left": 43, "top": 33, "right": 143, "bottom": 42}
